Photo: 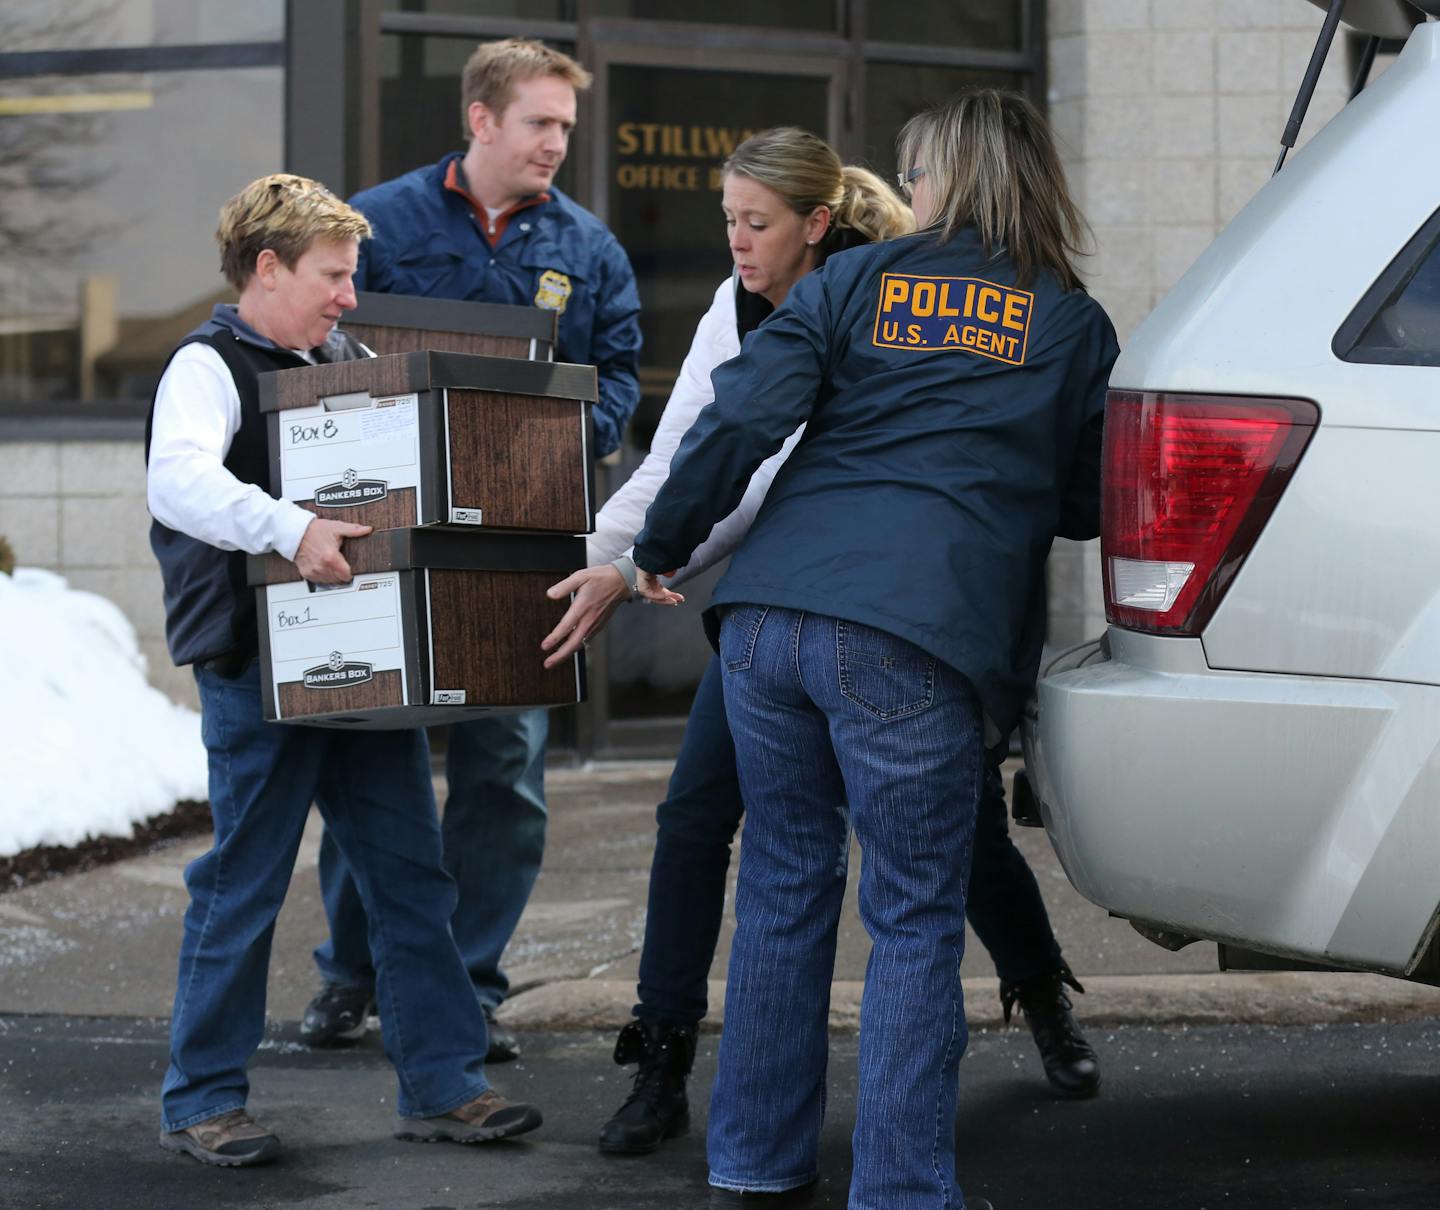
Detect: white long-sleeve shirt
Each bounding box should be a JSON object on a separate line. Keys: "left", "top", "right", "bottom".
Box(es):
{"left": 586, "top": 276, "right": 804, "bottom": 587}
{"left": 146, "top": 343, "right": 317, "bottom": 561}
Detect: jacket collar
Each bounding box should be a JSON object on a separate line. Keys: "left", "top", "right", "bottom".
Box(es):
{"left": 442, "top": 156, "right": 550, "bottom": 217}
{"left": 203, "top": 303, "right": 351, "bottom": 359}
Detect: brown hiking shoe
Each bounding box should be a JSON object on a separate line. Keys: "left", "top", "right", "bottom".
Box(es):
{"left": 394, "top": 1088, "right": 543, "bottom": 1144}
{"left": 159, "top": 1109, "right": 281, "bottom": 1167}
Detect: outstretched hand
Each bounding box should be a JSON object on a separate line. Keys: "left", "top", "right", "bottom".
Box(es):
{"left": 540, "top": 563, "right": 687, "bottom": 667}
{"left": 541, "top": 565, "right": 631, "bottom": 668}
{"left": 636, "top": 568, "right": 683, "bottom": 607}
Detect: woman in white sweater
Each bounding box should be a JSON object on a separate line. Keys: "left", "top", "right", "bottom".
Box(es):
{"left": 556, "top": 143, "right": 907, "bottom": 619}
{"left": 553, "top": 127, "right": 911, "bottom": 1149}
{"left": 545, "top": 128, "right": 1099, "bottom": 1159}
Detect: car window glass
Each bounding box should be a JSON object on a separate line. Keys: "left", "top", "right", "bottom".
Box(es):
{"left": 1346, "top": 221, "right": 1440, "bottom": 366}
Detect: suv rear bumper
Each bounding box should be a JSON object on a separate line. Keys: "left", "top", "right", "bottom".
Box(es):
{"left": 1022, "top": 629, "right": 1440, "bottom": 975}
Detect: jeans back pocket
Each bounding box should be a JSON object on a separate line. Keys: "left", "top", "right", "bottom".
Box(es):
{"left": 720, "top": 604, "right": 770, "bottom": 673}
{"left": 836, "top": 620, "right": 936, "bottom": 721}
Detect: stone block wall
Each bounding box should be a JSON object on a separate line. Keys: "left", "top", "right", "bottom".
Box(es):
{"left": 1043, "top": 0, "right": 1352, "bottom": 649}
{"left": 0, "top": 437, "right": 195, "bottom": 708}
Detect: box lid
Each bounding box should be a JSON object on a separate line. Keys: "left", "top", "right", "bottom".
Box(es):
{"left": 259, "top": 350, "right": 599, "bottom": 413}
{"left": 248, "top": 527, "right": 586, "bottom": 586}
{"left": 348, "top": 291, "right": 558, "bottom": 344}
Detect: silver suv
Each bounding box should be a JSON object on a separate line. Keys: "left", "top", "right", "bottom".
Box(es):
{"left": 1023, "top": 16, "right": 1440, "bottom": 985}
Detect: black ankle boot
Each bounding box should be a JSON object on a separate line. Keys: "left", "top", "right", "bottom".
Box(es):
{"left": 598, "top": 1019, "right": 697, "bottom": 1155}
{"left": 1000, "top": 960, "right": 1100, "bottom": 1099}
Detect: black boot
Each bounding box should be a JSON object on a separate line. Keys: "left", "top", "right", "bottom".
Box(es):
{"left": 1000, "top": 960, "right": 1100, "bottom": 1099}
{"left": 598, "top": 1019, "right": 697, "bottom": 1155}
{"left": 300, "top": 982, "right": 374, "bottom": 1047}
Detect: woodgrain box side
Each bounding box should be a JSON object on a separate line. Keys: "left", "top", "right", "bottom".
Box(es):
{"left": 347, "top": 325, "right": 532, "bottom": 361}
{"left": 277, "top": 669, "right": 406, "bottom": 718}
{"left": 295, "top": 486, "right": 418, "bottom": 530}
{"left": 348, "top": 292, "right": 556, "bottom": 350}
{"left": 445, "top": 390, "right": 592, "bottom": 533}
{"left": 426, "top": 569, "right": 583, "bottom": 708}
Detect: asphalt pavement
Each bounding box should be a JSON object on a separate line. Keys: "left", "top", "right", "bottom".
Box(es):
{"left": 4, "top": 1014, "right": 1438, "bottom": 1209}
{"left": 2, "top": 760, "right": 1438, "bottom": 1208}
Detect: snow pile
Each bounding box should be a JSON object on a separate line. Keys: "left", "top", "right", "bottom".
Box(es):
{"left": 0, "top": 567, "right": 207, "bottom": 857}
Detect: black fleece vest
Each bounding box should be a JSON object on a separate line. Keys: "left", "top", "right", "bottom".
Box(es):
{"left": 145, "top": 326, "right": 365, "bottom": 667}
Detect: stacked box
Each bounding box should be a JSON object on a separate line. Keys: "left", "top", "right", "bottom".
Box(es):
{"left": 345, "top": 291, "right": 557, "bottom": 361}
{"left": 248, "top": 528, "right": 585, "bottom": 727}
{"left": 248, "top": 304, "right": 595, "bottom": 728}
{"left": 261, "top": 351, "right": 596, "bottom": 533}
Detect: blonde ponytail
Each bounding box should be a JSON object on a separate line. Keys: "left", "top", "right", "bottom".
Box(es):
{"left": 833, "top": 165, "right": 915, "bottom": 243}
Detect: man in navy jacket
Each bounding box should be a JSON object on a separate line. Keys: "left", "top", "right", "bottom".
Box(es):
{"left": 346, "top": 47, "right": 640, "bottom": 455}
{"left": 304, "top": 40, "right": 641, "bottom": 1061}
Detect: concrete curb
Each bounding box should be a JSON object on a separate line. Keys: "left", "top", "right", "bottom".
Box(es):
{"left": 497, "top": 973, "right": 1440, "bottom": 1034}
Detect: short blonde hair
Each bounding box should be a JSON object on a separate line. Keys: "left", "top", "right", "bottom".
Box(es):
{"left": 897, "top": 90, "right": 1089, "bottom": 290}
{"left": 723, "top": 127, "right": 914, "bottom": 246}
{"left": 460, "top": 38, "right": 592, "bottom": 139}
{"left": 216, "top": 173, "right": 371, "bottom": 291}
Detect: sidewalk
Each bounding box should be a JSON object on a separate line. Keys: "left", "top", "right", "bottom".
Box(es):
{"left": 2, "top": 759, "right": 1435, "bottom": 1029}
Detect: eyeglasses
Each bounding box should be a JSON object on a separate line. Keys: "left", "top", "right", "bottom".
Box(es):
{"left": 896, "top": 165, "right": 926, "bottom": 197}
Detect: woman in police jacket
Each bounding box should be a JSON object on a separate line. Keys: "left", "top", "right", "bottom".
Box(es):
{"left": 630, "top": 91, "right": 1117, "bottom": 1209}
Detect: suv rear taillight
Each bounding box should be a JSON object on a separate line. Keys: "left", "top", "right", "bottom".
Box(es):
{"left": 1102, "top": 391, "right": 1319, "bottom": 636}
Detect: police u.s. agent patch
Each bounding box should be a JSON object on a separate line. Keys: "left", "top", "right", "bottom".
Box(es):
{"left": 872, "top": 273, "right": 1033, "bottom": 365}
{"left": 534, "top": 269, "right": 572, "bottom": 313}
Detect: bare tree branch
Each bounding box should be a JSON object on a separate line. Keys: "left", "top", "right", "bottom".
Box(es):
{"left": 0, "top": 1, "right": 127, "bottom": 286}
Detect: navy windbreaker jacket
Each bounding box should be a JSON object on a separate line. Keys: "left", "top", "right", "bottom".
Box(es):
{"left": 349, "top": 154, "right": 642, "bottom": 456}
{"left": 632, "top": 228, "right": 1118, "bottom": 736}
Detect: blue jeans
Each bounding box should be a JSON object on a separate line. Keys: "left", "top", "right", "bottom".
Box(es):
{"left": 635, "top": 656, "right": 739, "bottom": 1026}
{"left": 633, "top": 655, "right": 1061, "bottom": 1028}
{"left": 967, "top": 763, "right": 1063, "bottom": 983}
{"left": 314, "top": 709, "right": 548, "bottom": 1011}
{"left": 709, "top": 607, "right": 983, "bottom": 1209}
{"left": 163, "top": 662, "right": 490, "bottom": 1131}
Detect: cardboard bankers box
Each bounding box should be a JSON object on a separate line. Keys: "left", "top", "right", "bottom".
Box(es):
{"left": 247, "top": 528, "right": 586, "bottom": 728}
{"left": 260, "top": 350, "right": 598, "bottom": 533}
{"left": 343, "top": 291, "right": 557, "bottom": 361}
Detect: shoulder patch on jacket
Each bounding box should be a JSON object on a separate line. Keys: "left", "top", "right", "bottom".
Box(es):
{"left": 872, "top": 272, "right": 1032, "bottom": 365}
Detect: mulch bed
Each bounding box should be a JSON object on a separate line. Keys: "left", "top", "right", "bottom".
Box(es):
{"left": 1, "top": 801, "right": 212, "bottom": 894}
